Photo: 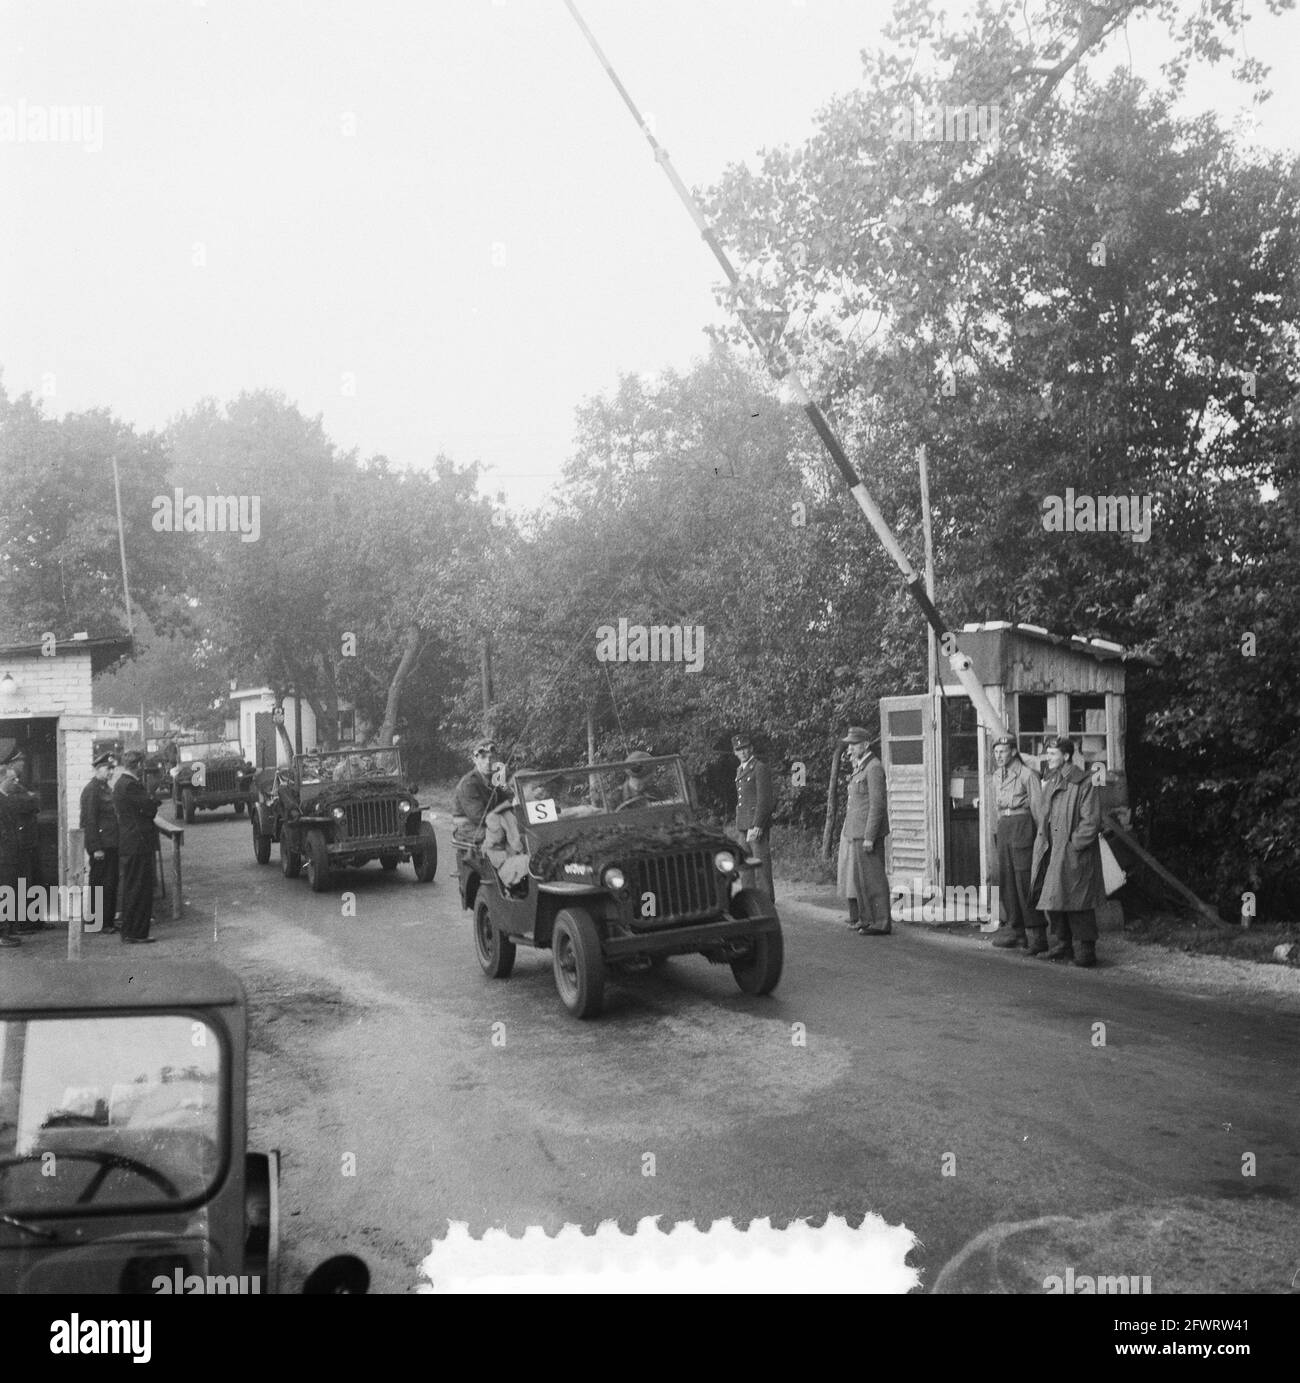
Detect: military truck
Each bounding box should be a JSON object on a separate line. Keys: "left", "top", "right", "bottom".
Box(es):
{"left": 0, "top": 960, "right": 368, "bottom": 1294}
{"left": 455, "top": 754, "right": 783, "bottom": 1018}
{"left": 169, "top": 740, "right": 256, "bottom": 822}
{"left": 251, "top": 746, "right": 437, "bottom": 892}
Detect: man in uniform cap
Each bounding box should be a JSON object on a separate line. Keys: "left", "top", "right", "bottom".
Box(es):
{"left": 80, "top": 753, "right": 120, "bottom": 933}
{"left": 618, "top": 749, "right": 663, "bottom": 806}
{"left": 113, "top": 750, "right": 160, "bottom": 943}
{"left": 733, "top": 734, "right": 774, "bottom": 900}
{"left": 988, "top": 735, "right": 1044, "bottom": 952}
{"left": 837, "top": 727, "right": 892, "bottom": 935}
{"left": 1, "top": 748, "right": 51, "bottom": 931}
{"left": 453, "top": 741, "right": 508, "bottom": 844}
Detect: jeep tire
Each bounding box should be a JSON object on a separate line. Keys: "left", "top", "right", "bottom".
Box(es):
{"left": 305, "top": 830, "right": 331, "bottom": 893}
{"left": 252, "top": 815, "right": 272, "bottom": 865}
{"left": 413, "top": 820, "right": 437, "bottom": 882}
{"left": 552, "top": 907, "right": 605, "bottom": 1019}
{"left": 728, "top": 888, "right": 783, "bottom": 996}
{"left": 474, "top": 897, "right": 516, "bottom": 979}
{"left": 280, "top": 837, "right": 302, "bottom": 879}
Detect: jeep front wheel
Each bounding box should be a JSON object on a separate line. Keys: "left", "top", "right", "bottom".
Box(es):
{"left": 182, "top": 787, "right": 196, "bottom": 824}
{"left": 252, "top": 815, "right": 272, "bottom": 865}
{"left": 474, "top": 897, "right": 516, "bottom": 979}
{"left": 305, "top": 830, "right": 331, "bottom": 893}
{"left": 232, "top": 799, "right": 245, "bottom": 815}
{"left": 551, "top": 908, "right": 605, "bottom": 1019}
{"left": 412, "top": 820, "right": 437, "bottom": 882}
{"left": 728, "top": 889, "right": 783, "bottom": 996}
{"left": 280, "top": 837, "right": 301, "bottom": 879}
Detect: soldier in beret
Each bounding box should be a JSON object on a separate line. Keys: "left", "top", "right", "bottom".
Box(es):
{"left": 453, "top": 741, "right": 509, "bottom": 844}
{"left": 837, "top": 727, "right": 892, "bottom": 935}
{"left": 733, "top": 734, "right": 774, "bottom": 900}
{"left": 113, "top": 750, "right": 159, "bottom": 943}
{"left": 80, "top": 753, "right": 120, "bottom": 933}
{"left": 988, "top": 735, "right": 1045, "bottom": 952}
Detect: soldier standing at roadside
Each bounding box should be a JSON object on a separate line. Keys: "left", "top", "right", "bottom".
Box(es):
{"left": 732, "top": 734, "right": 774, "bottom": 900}
{"left": 80, "top": 753, "right": 120, "bottom": 934}
{"left": 114, "top": 750, "right": 159, "bottom": 944}
{"left": 988, "top": 736, "right": 1045, "bottom": 953}
{"left": 838, "top": 727, "right": 892, "bottom": 936}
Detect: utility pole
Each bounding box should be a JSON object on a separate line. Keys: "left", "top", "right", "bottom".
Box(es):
{"left": 563, "top": 0, "right": 1008, "bottom": 738}
{"left": 480, "top": 636, "right": 494, "bottom": 735}
{"left": 110, "top": 454, "right": 146, "bottom": 748}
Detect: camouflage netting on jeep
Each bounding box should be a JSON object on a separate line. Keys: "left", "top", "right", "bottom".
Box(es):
{"left": 302, "top": 777, "right": 408, "bottom": 812}
{"left": 530, "top": 820, "right": 738, "bottom": 881}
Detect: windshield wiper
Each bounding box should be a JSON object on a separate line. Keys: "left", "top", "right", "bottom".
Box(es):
{"left": 0, "top": 1212, "right": 58, "bottom": 1241}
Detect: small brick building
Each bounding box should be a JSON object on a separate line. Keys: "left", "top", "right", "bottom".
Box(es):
{"left": 0, "top": 635, "right": 133, "bottom": 887}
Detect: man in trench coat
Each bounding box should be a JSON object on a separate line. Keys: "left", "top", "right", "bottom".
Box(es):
{"left": 114, "top": 750, "right": 160, "bottom": 944}
{"left": 1030, "top": 736, "right": 1105, "bottom": 968}
{"left": 837, "top": 727, "right": 891, "bottom": 935}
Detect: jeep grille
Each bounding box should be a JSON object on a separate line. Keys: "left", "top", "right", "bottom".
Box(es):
{"left": 343, "top": 797, "right": 402, "bottom": 840}
{"left": 204, "top": 766, "right": 241, "bottom": 794}
{"left": 629, "top": 851, "right": 722, "bottom": 925}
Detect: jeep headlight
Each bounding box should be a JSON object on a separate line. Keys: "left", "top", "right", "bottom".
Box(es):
{"left": 715, "top": 851, "right": 737, "bottom": 874}
{"left": 398, "top": 800, "right": 412, "bottom": 814}
{"left": 331, "top": 806, "right": 346, "bottom": 821}
{"left": 602, "top": 866, "right": 625, "bottom": 891}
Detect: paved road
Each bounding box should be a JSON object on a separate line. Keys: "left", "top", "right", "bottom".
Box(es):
{"left": 35, "top": 810, "right": 1300, "bottom": 1293}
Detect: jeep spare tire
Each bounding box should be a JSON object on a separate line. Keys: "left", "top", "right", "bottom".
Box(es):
{"left": 552, "top": 907, "right": 605, "bottom": 1019}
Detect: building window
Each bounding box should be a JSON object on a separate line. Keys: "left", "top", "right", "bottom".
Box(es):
{"left": 1015, "top": 693, "right": 1059, "bottom": 758}
{"left": 1068, "top": 693, "right": 1108, "bottom": 766}
{"left": 886, "top": 708, "right": 924, "bottom": 765}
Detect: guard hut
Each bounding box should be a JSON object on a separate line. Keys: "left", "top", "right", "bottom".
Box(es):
{"left": 879, "top": 621, "right": 1140, "bottom": 909}
{"left": 0, "top": 634, "right": 133, "bottom": 890}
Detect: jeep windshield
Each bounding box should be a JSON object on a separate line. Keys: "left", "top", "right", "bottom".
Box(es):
{"left": 0, "top": 1014, "right": 225, "bottom": 1216}
{"left": 514, "top": 757, "right": 689, "bottom": 823}
{"left": 179, "top": 741, "right": 242, "bottom": 762}
{"left": 296, "top": 748, "right": 402, "bottom": 786}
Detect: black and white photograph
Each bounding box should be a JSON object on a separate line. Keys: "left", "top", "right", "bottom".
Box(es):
{"left": 1, "top": 0, "right": 1298, "bottom": 1333}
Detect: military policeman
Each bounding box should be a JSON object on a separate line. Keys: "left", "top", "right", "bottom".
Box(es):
{"left": 837, "top": 727, "right": 891, "bottom": 935}
{"left": 733, "top": 734, "right": 774, "bottom": 900}
{"left": 80, "top": 753, "right": 120, "bottom": 934}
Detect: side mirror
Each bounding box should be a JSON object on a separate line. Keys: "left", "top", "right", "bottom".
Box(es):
{"left": 302, "top": 1254, "right": 370, "bottom": 1294}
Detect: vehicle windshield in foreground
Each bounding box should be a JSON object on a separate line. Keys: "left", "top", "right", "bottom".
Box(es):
{"left": 296, "top": 749, "right": 403, "bottom": 785}
{"left": 0, "top": 1014, "right": 224, "bottom": 1215}
{"left": 515, "top": 757, "right": 689, "bottom": 820}
{"left": 179, "top": 742, "right": 242, "bottom": 762}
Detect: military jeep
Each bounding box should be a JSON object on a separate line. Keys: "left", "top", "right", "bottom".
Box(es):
{"left": 251, "top": 746, "right": 437, "bottom": 892}
{"left": 455, "top": 755, "right": 783, "bottom": 1019}
{"left": 169, "top": 740, "right": 256, "bottom": 822}
{"left": 0, "top": 960, "right": 367, "bottom": 1294}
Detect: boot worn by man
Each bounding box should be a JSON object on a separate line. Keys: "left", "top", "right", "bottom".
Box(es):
{"left": 1073, "top": 940, "right": 1097, "bottom": 968}
{"left": 857, "top": 921, "right": 892, "bottom": 936}
{"left": 1039, "top": 939, "right": 1074, "bottom": 961}
{"left": 991, "top": 927, "right": 1027, "bottom": 949}
{"left": 1024, "top": 927, "right": 1048, "bottom": 956}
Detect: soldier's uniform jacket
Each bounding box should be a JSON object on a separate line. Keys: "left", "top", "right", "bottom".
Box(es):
{"left": 113, "top": 771, "right": 159, "bottom": 856}
{"left": 454, "top": 769, "right": 507, "bottom": 828}
{"left": 841, "top": 753, "right": 888, "bottom": 842}
{"left": 735, "top": 756, "right": 773, "bottom": 834}
{"left": 80, "top": 776, "right": 119, "bottom": 852}
{"left": 0, "top": 780, "right": 39, "bottom": 848}
{"left": 992, "top": 757, "right": 1042, "bottom": 855}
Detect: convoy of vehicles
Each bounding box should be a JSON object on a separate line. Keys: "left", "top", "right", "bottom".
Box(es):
{"left": 455, "top": 754, "right": 783, "bottom": 1019}
{"left": 0, "top": 961, "right": 368, "bottom": 1294}
{"left": 167, "top": 740, "right": 256, "bottom": 822}
{"left": 251, "top": 746, "right": 437, "bottom": 891}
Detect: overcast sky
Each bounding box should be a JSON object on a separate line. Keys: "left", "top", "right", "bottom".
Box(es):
{"left": 2, "top": 0, "right": 1296, "bottom": 512}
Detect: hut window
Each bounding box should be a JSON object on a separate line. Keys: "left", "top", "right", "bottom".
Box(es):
{"left": 1068, "top": 694, "right": 1108, "bottom": 766}
{"left": 1015, "top": 693, "right": 1058, "bottom": 757}
{"left": 886, "top": 708, "right": 924, "bottom": 765}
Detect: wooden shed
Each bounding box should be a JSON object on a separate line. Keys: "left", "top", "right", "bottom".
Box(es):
{"left": 879, "top": 621, "right": 1141, "bottom": 906}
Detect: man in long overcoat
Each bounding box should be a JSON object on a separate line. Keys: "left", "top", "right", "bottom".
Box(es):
{"left": 114, "top": 750, "right": 160, "bottom": 944}
{"left": 837, "top": 727, "right": 891, "bottom": 935}
{"left": 1030, "top": 736, "right": 1105, "bottom": 967}
{"left": 80, "top": 753, "right": 120, "bottom": 933}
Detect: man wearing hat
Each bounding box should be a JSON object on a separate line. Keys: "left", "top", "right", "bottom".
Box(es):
{"left": 988, "top": 736, "right": 1045, "bottom": 952}
{"left": 733, "top": 734, "right": 774, "bottom": 900}
{"left": 838, "top": 727, "right": 892, "bottom": 935}
{"left": 1029, "top": 736, "right": 1105, "bottom": 967}
{"left": 1, "top": 749, "right": 51, "bottom": 931}
{"left": 618, "top": 750, "right": 663, "bottom": 806}
{"left": 80, "top": 753, "right": 120, "bottom": 934}
{"left": 113, "top": 750, "right": 160, "bottom": 944}
{"left": 453, "top": 742, "right": 509, "bottom": 844}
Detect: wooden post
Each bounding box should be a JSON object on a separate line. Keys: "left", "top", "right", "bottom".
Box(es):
{"left": 586, "top": 708, "right": 596, "bottom": 766}
{"left": 67, "top": 826, "right": 84, "bottom": 961}
{"left": 480, "top": 636, "right": 494, "bottom": 732}
{"left": 156, "top": 819, "right": 184, "bottom": 921}
{"left": 821, "top": 739, "right": 844, "bottom": 861}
